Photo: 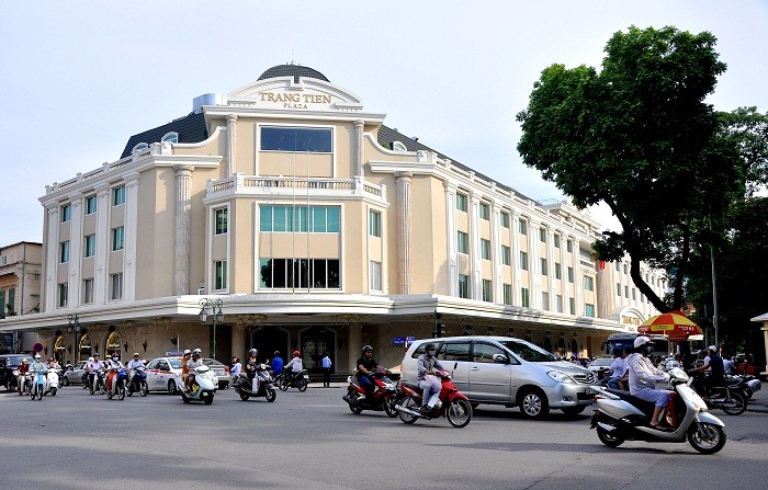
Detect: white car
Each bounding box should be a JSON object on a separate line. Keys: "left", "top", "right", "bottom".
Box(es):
{"left": 145, "top": 357, "right": 184, "bottom": 394}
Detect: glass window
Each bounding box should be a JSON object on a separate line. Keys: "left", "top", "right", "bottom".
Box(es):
{"left": 311, "top": 207, "right": 326, "bottom": 233}
{"left": 113, "top": 186, "right": 126, "bottom": 206}
{"left": 632, "top": 288, "right": 636, "bottom": 300}
{"left": 541, "top": 258, "right": 548, "bottom": 276}
{"left": 84, "top": 235, "right": 96, "bottom": 258}
{"left": 568, "top": 266, "right": 574, "bottom": 283}
{"left": 58, "top": 283, "right": 68, "bottom": 308}
{"left": 111, "top": 273, "right": 123, "bottom": 300}
{"left": 369, "top": 210, "right": 381, "bottom": 238}
{"left": 624, "top": 285, "right": 629, "bottom": 298}
{"left": 520, "top": 251, "right": 528, "bottom": 271}
{"left": 479, "top": 202, "right": 490, "bottom": 220}
{"left": 473, "top": 342, "right": 507, "bottom": 363}
{"left": 161, "top": 132, "right": 179, "bottom": 144}
{"left": 436, "top": 342, "right": 471, "bottom": 362}
{"left": 260, "top": 258, "right": 339, "bottom": 289}
{"left": 503, "top": 284, "right": 512, "bottom": 305}
{"left": 556, "top": 294, "right": 564, "bottom": 313}
{"left": 583, "top": 276, "right": 594, "bottom": 291}
{"left": 501, "top": 245, "right": 511, "bottom": 266}
{"left": 85, "top": 195, "right": 97, "bottom": 215}
{"left": 61, "top": 204, "right": 71, "bottom": 223}
{"left": 214, "top": 260, "right": 227, "bottom": 290}
{"left": 569, "top": 298, "right": 576, "bottom": 315}
{"left": 623, "top": 264, "right": 628, "bottom": 274}
{"left": 500, "top": 212, "right": 510, "bottom": 228}
{"left": 82, "top": 278, "right": 94, "bottom": 304}
{"left": 615, "top": 262, "right": 620, "bottom": 272}
{"left": 215, "top": 208, "right": 228, "bottom": 235}
{"left": 60, "top": 241, "right": 70, "bottom": 263}
{"left": 555, "top": 262, "right": 562, "bottom": 280}
{"left": 259, "top": 206, "right": 272, "bottom": 232}
{"left": 567, "top": 240, "right": 572, "bottom": 253}
{"left": 616, "top": 283, "right": 622, "bottom": 296}
{"left": 260, "top": 126, "right": 332, "bottom": 152}
{"left": 497, "top": 339, "right": 557, "bottom": 363}
{"left": 457, "top": 231, "right": 469, "bottom": 254}
{"left": 481, "top": 239, "right": 491, "bottom": 260}
{"left": 327, "top": 260, "right": 340, "bottom": 288}
{"left": 112, "top": 227, "right": 124, "bottom": 251}
{"left": 132, "top": 142, "right": 148, "bottom": 153}
{"left": 519, "top": 219, "right": 527, "bottom": 235}
{"left": 327, "top": 207, "right": 340, "bottom": 233}
{"left": 369, "top": 261, "right": 382, "bottom": 291}
{"left": 482, "top": 279, "right": 492, "bottom": 302}
{"left": 542, "top": 292, "right": 549, "bottom": 310}
{"left": 521, "top": 287, "right": 530, "bottom": 308}
{"left": 313, "top": 259, "right": 327, "bottom": 288}
{"left": 585, "top": 303, "right": 596, "bottom": 317}
{"left": 458, "top": 274, "right": 469, "bottom": 299}
{"left": 456, "top": 193, "right": 468, "bottom": 212}
{"left": 539, "top": 228, "right": 547, "bottom": 243}
{"left": 554, "top": 234, "right": 560, "bottom": 248}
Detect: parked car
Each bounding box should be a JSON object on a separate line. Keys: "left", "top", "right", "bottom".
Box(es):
{"left": 145, "top": 357, "right": 184, "bottom": 394}
{"left": 0, "top": 353, "right": 35, "bottom": 391}
{"left": 586, "top": 356, "right": 612, "bottom": 380}
{"left": 62, "top": 361, "right": 90, "bottom": 386}
{"left": 400, "top": 336, "right": 598, "bottom": 419}
{"left": 203, "top": 358, "right": 230, "bottom": 389}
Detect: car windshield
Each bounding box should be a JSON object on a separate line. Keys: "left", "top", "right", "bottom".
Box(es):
{"left": 497, "top": 340, "right": 558, "bottom": 362}
{"left": 203, "top": 358, "right": 224, "bottom": 367}
{"left": 168, "top": 359, "right": 182, "bottom": 369}
{"left": 591, "top": 357, "right": 611, "bottom": 366}
{"left": 6, "top": 355, "right": 34, "bottom": 365}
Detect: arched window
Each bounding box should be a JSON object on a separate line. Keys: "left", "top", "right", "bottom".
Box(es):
{"left": 105, "top": 330, "right": 122, "bottom": 360}
{"left": 78, "top": 333, "right": 92, "bottom": 362}
{"left": 132, "top": 142, "right": 149, "bottom": 153}
{"left": 54, "top": 335, "right": 67, "bottom": 365}
{"left": 391, "top": 141, "right": 408, "bottom": 152}
{"left": 161, "top": 132, "right": 179, "bottom": 144}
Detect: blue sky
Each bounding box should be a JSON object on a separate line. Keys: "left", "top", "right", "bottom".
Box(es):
{"left": 1, "top": 1, "right": 767, "bottom": 244}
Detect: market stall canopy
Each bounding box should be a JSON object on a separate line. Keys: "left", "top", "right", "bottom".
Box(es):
{"left": 638, "top": 311, "right": 702, "bottom": 341}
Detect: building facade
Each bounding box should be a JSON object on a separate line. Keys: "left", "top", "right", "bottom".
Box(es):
{"left": 0, "top": 64, "right": 664, "bottom": 372}
{"left": 0, "top": 241, "right": 42, "bottom": 353}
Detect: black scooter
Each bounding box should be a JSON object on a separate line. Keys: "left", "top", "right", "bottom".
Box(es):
{"left": 233, "top": 365, "right": 277, "bottom": 402}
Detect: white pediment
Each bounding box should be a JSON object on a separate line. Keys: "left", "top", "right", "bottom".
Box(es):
{"left": 227, "top": 76, "right": 364, "bottom": 112}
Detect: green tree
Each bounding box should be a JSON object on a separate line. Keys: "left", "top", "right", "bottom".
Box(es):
{"left": 516, "top": 26, "right": 746, "bottom": 313}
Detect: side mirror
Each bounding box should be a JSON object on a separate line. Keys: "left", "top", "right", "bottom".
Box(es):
{"left": 493, "top": 354, "right": 509, "bottom": 364}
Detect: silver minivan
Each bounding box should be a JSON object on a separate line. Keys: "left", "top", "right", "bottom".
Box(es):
{"left": 400, "top": 336, "right": 598, "bottom": 419}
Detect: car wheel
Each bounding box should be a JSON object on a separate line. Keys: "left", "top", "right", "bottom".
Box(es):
{"left": 63, "top": 377, "right": 70, "bottom": 387}
{"left": 518, "top": 388, "right": 549, "bottom": 419}
{"left": 168, "top": 380, "right": 178, "bottom": 395}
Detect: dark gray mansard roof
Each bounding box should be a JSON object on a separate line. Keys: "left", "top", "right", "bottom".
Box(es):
{"left": 258, "top": 64, "right": 330, "bottom": 83}
{"left": 120, "top": 111, "right": 208, "bottom": 159}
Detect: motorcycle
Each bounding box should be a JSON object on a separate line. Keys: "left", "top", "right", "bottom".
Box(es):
{"left": 105, "top": 366, "right": 127, "bottom": 400}
{"left": 342, "top": 366, "right": 397, "bottom": 417}
{"left": 126, "top": 366, "right": 149, "bottom": 397}
{"left": 590, "top": 367, "right": 726, "bottom": 454}
{"left": 89, "top": 370, "right": 106, "bottom": 396}
{"left": 30, "top": 371, "right": 46, "bottom": 401}
{"left": 45, "top": 368, "right": 60, "bottom": 397}
{"left": 180, "top": 365, "right": 217, "bottom": 405}
{"left": 233, "top": 364, "right": 277, "bottom": 402}
{"left": 690, "top": 373, "right": 748, "bottom": 416}
{"left": 17, "top": 372, "right": 32, "bottom": 396}
{"left": 394, "top": 369, "right": 473, "bottom": 428}
{"left": 279, "top": 369, "right": 309, "bottom": 392}
{"left": 732, "top": 374, "right": 761, "bottom": 401}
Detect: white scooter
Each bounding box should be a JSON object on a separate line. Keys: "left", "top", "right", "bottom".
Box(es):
{"left": 30, "top": 371, "right": 46, "bottom": 401}
{"left": 180, "top": 365, "right": 217, "bottom": 405}
{"left": 590, "top": 367, "right": 726, "bottom": 454}
{"left": 45, "top": 368, "right": 60, "bottom": 397}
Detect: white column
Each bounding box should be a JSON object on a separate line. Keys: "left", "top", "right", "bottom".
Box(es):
{"left": 94, "top": 184, "right": 111, "bottom": 305}
{"left": 67, "top": 194, "right": 84, "bottom": 308}
{"left": 492, "top": 204, "right": 502, "bottom": 303}
{"left": 546, "top": 226, "right": 556, "bottom": 311}
{"left": 529, "top": 221, "right": 541, "bottom": 309}
{"left": 444, "top": 182, "right": 457, "bottom": 296}
{"left": 44, "top": 206, "right": 59, "bottom": 312}
{"left": 395, "top": 172, "right": 412, "bottom": 294}
{"left": 560, "top": 231, "right": 568, "bottom": 314}
{"left": 511, "top": 212, "right": 521, "bottom": 306}
{"left": 573, "top": 237, "right": 583, "bottom": 316}
{"left": 469, "top": 194, "right": 482, "bottom": 299}
{"left": 175, "top": 164, "right": 194, "bottom": 296}
{"left": 124, "top": 172, "right": 140, "bottom": 302}
{"left": 353, "top": 119, "right": 364, "bottom": 178}
{"left": 226, "top": 114, "right": 237, "bottom": 175}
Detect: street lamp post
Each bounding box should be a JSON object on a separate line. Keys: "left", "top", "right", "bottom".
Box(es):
{"left": 66, "top": 314, "right": 81, "bottom": 364}
{"left": 199, "top": 299, "right": 224, "bottom": 359}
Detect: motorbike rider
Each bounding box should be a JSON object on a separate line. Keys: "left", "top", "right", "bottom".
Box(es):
{"left": 230, "top": 356, "right": 242, "bottom": 384}
{"left": 29, "top": 354, "right": 48, "bottom": 397}
{"left": 689, "top": 345, "right": 725, "bottom": 400}
{"left": 627, "top": 336, "right": 672, "bottom": 429}
{"left": 186, "top": 348, "right": 204, "bottom": 392}
{"left": 284, "top": 350, "right": 303, "bottom": 385}
{"left": 87, "top": 353, "right": 106, "bottom": 389}
{"left": 126, "top": 353, "right": 144, "bottom": 390}
{"left": 603, "top": 348, "right": 625, "bottom": 389}
{"left": 417, "top": 343, "right": 445, "bottom": 414}
{"left": 17, "top": 358, "right": 30, "bottom": 392}
{"left": 246, "top": 348, "right": 260, "bottom": 392}
{"left": 180, "top": 349, "right": 192, "bottom": 387}
{"left": 271, "top": 351, "right": 284, "bottom": 377}
{"left": 355, "top": 345, "right": 379, "bottom": 402}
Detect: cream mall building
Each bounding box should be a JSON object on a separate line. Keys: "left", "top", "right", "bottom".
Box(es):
{"left": 0, "top": 64, "right": 668, "bottom": 374}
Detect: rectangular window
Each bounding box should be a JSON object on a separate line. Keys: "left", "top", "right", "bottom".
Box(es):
{"left": 260, "top": 126, "right": 332, "bottom": 152}
{"left": 369, "top": 261, "right": 382, "bottom": 291}
{"left": 84, "top": 235, "right": 96, "bottom": 258}
{"left": 482, "top": 279, "right": 493, "bottom": 302}
{"left": 85, "top": 195, "right": 97, "bottom": 215}
{"left": 113, "top": 186, "right": 126, "bottom": 206}
{"left": 82, "top": 278, "right": 94, "bottom": 305}
{"left": 557, "top": 294, "right": 564, "bottom": 313}
{"left": 214, "top": 260, "right": 227, "bottom": 290}
{"left": 500, "top": 212, "right": 510, "bottom": 229}
{"left": 519, "top": 219, "right": 528, "bottom": 235}
{"left": 112, "top": 227, "right": 124, "bottom": 251}
{"left": 456, "top": 193, "right": 468, "bottom": 212}
{"left": 0, "top": 290, "right": 5, "bottom": 316}
{"left": 541, "top": 258, "right": 548, "bottom": 276}
{"left": 501, "top": 245, "right": 511, "bottom": 266}
{"left": 521, "top": 287, "right": 530, "bottom": 308}
{"left": 457, "top": 231, "right": 469, "bottom": 254}
{"left": 555, "top": 262, "right": 562, "bottom": 280}
{"left": 458, "top": 274, "right": 469, "bottom": 299}
{"left": 479, "top": 202, "right": 490, "bottom": 220}
{"left": 58, "top": 282, "right": 68, "bottom": 308}
{"left": 259, "top": 205, "right": 340, "bottom": 233}
{"left": 259, "top": 258, "right": 340, "bottom": 289}
{"left": 554, "top": 234, "right": 560, "bottom": 248}
{"left": 583, "top": 276, "right": 594, "bottom": 291}
{"left": 624, "top": 285, "right": 629, "bottom": 298}
{"left": 632, "top": 288, "right": 636, "bottom": 300}
{"left": 215, "top": 208, "right": 228, "bottom": 235}
{"left": 569, "top": 297, "right": 576, "bottom": 315}
{"left": 6, "top": 288, "right": 14, "bottom": 315}
{"left": 568, "top": 266, "right": 574, "bottom": 283}
{"left": 110, "top": 273, "right": 123, "bottom": 300}
{"left": 481, "top": 239, "right": 491, "bottom": 260}
{"left": 542, "top": 292, "right": 549, "bottom": 310}
{"left": 369, "top": 210, "right": 381, "bottom": 238}
{"left": 520, "top": 251, "right": 528, "bottom": 271}
{"left": 503, "top": 284, "right": 512, "bottom": 305}
{"left": 616, "top": 283, "right": 621, "bottom": 296}
{"left": 623, "top": 264, "right": 628, "bottom": 274}
{"left": 615, "top": 262, "right": 620, "bottom": 272}
{"left": 566, "top": 240, "right": 573, "bottom": 253}
{"left": 585, "top": 303, "right": 596, "bottom": 317}
{"left": 59, "top": 241, "right": 70, "bottom": 263}
{"left": 61, "top": 204, "right": 71, "bottom": 223}
{"left": 539, "top": 228, "right": 547, "bottom": 243}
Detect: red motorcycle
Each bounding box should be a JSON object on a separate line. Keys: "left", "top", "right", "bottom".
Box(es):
{"left": 394, "top": 370, "right": 472, "bottom": 428}
{"left": 343, "top": 366, "right": 398, "bottom": 417}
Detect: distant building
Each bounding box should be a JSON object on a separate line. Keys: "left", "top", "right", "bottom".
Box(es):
{"left": 0, "top": 241, "right": 42, "bottom": 353}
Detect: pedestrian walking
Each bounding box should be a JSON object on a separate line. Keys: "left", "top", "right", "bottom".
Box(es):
{"left": 321, "top": 351, "right": 332, "bottom": 387}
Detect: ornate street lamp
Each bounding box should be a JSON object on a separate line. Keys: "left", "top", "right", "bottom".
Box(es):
{"left": 199, "top": 298, "right": 224, "bottom": 359}
{"left": 66, "top": 314, "right": 81, "bottom": 364}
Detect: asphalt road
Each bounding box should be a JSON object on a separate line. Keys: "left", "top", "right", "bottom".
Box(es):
{"left": 1, "top": 384, "right": 767, "bottom": 490}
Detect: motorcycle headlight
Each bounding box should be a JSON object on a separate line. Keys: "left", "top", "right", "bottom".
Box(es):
{"left": 547, "top": 371, "right": 576, "bottom": 384}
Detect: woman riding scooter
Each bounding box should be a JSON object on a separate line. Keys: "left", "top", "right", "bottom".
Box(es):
{"left": 627, "top": 336, "right": 672, "bottom": 428}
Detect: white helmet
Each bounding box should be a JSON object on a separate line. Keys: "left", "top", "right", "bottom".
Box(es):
{"left": 88, "top": 357, "right": 94, "bottom": 363}
{"left": 192, "top": 348, "right": 202, "bottom": 356}
{"left": 183, "top": 349, "right": 191, "bottom": 356}
{"left": 634, "top": 336, "right": 653, "bottom": 349}
{"left": 249, "top": 348, "right": 258, "bottom": 356}
{"left": 708, "top": 345, "right": 718, "bottom": 353}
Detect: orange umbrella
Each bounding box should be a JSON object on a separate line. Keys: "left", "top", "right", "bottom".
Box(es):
{"left": 637, "top": 310, "right": 702, "bottom": 341}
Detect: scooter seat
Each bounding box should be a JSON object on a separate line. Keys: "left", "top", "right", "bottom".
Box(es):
{"left": 606, "top": 388, "right": 656, "bottom": 417}
{"left": 402, "top": 380, "right": 421, "bottom": 392}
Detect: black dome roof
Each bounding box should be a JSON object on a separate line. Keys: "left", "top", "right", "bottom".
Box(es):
{"left": 258, "top": 64, "right": 329, "bottom": 83}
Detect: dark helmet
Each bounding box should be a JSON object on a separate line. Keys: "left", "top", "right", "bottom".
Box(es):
{"left": 249, "top": 348, "right": 258, "bottom": 356}
{"left": 424, "top": 343, "right": 437, "bottom": 356}
{"left": 362, "top": 345, "right": 373, "bottom": 354}
{"left": 274, "top": 350, "right": 281, "bottom": 356}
